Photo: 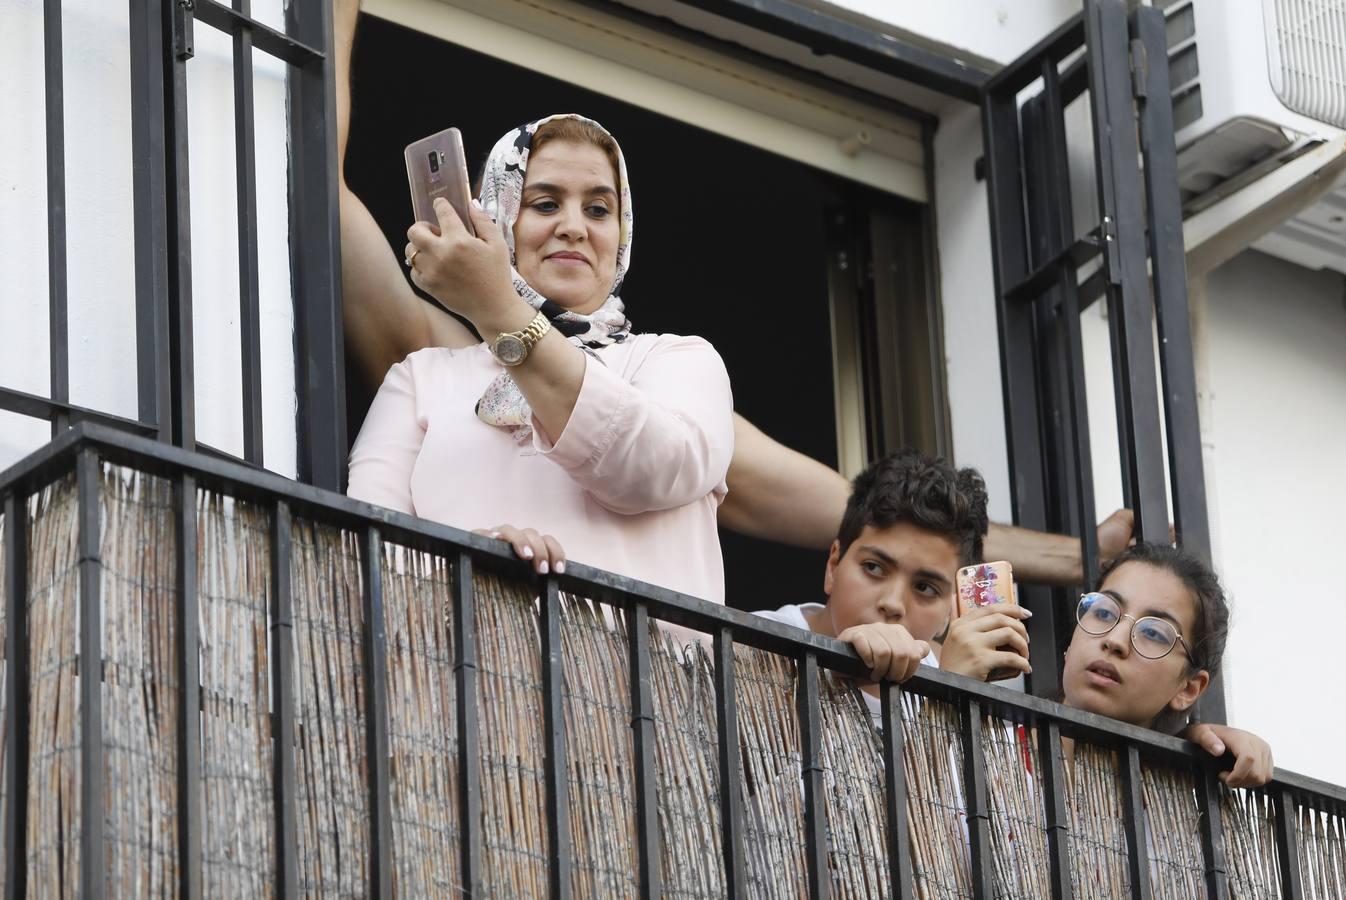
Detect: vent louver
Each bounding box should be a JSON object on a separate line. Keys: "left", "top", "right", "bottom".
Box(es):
{"left": 1264, "top": 0, "right": 1346, "bottom": 128}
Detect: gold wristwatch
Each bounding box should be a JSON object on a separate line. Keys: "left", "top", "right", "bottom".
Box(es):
{"left": 490, "top": 311, "right": 551, "bottom": 366}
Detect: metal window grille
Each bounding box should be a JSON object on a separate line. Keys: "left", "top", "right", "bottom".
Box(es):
{"left": 981, "top": 1, "right": 1220, "bottom": 719}
{"left": 1, "top": 0, "right": 345, "bottom": 490}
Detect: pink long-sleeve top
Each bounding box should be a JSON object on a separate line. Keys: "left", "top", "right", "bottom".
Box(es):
{"left": 347, "top": 333, "right": 735, "bottom": 607}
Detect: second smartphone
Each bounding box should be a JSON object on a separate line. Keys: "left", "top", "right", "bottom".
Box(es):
{"left": 954, "top": 560, "right": 1022, "bottom": 682}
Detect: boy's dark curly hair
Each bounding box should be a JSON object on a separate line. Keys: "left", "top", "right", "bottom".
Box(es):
{"left": 836, "top": 450, "right": 990, "bottom": 566}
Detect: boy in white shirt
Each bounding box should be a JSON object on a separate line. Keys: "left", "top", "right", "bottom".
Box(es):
{"left": 755, "top": 450, "right": 1032, "bottom": 699}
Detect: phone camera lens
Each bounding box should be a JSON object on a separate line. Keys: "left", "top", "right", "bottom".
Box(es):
{"left": 427, "top": 151, "right": 440, "bottom": 173}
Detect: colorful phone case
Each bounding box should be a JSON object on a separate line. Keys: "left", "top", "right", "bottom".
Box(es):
{"left": 955, "top": 560, "right": 1021, "bottom": 681}
{"left": 956, "top": 560, "right": 1017, "bottom": 618}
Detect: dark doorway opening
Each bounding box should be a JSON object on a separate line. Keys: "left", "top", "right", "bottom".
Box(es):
{"left": 346, "top": 14, "right": 933, "bottom": 611}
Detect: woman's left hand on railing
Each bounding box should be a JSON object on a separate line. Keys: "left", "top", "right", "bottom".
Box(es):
{"left": 1183, "top": 722, "right": 1275, "bottom": 788}
{"left": 474, "top": 524, "right": 567, "bottom": 576}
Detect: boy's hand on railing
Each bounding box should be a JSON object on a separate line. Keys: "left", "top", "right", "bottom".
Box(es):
{"left": 836, "top": 623, "right": 930, "bottom": 684}
{"left": 1183, "top": 723, "right": 1275, "bottom": 788}
{"left": 474, "top": 524, "right": 567, "bottom": 576}
{"left": 938, "top": 606, "right": 1033, "bottom": 681}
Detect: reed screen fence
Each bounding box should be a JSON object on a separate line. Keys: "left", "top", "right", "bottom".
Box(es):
{"left": 1, "top": 425, "right": 1343, "bottom": 898}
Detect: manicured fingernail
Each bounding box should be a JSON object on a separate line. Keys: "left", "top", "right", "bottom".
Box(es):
{"left": 521, "top": 546, "right": 534, "bottom": 559}
{"left": 471, "top": 198, "right": 483, "bottom": 210}
{"left": 490, "top": 531, "right": 502, "bottom": 539}
{"left": 539, "top": 560, "right": 549, "bottom": 575}
{"left": 555, "top": 560, "right": 566, "bottom": 574}
{"left": 1212, "top": 741, "right": 1225, "bottom": 755}
{"left": 1021, "top": 608, "right": 1033, "bottom": 618}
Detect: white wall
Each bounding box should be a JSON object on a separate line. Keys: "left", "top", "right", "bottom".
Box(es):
{"left": 930, "top": 105, "right": 1013, "bottom": 522}
{"left": 0, "top": 0, "right": 296, "bottom": 477}
{"left": 1201, "top": 250, "right": 1346, "bottom": 783}
{"left": 825, "top": 0, "right": 1082, "bottom": 66}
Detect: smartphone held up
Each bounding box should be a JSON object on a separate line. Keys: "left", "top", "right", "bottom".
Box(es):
{"left": 405, "top": 127, "right": 475, "bottom": 236}
{"left": 954, "top": 560, "right": 1023, "bottom": 682}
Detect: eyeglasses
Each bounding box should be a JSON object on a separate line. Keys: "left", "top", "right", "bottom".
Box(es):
{"left": 1075, "top": 592, "right": 1191, "bottom": 661}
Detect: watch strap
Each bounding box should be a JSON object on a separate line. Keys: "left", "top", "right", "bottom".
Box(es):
{"left": 492, "top": 311, "right": 551, "bottom": 365}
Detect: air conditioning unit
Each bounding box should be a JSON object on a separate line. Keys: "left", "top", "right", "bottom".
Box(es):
{"left": 1157, "top": 0, "right": 1346, "bottom": 274}
{"left": 1159, "top": 0, "right": 1345, "bottom": 207}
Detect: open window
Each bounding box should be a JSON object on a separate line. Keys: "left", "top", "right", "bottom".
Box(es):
{"left": 346, "top": 8, "right": 948, "bottom": 609}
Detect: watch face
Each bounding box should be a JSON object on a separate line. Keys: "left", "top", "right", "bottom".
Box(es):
{"left": 494, "top": 335, "right": 526, "bottom": 366}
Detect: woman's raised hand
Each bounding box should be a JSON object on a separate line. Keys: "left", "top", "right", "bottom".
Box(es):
{"left": 474, "top": 524, "right": 567, "bottom": 576}
{"left": 405, "top": 198, "right": 526, "bottom": 334}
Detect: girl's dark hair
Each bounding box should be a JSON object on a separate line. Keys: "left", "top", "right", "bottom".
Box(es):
{"left": 1097, "top": 542, "right": 1230, "bottom": 679}
{"left": 837, "top": 450, "right": 989, "bottom": 566}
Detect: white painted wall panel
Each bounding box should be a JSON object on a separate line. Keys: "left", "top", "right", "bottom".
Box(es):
{"left": 1203, "top": 250, "right": 1346, "bottom": 783}
{"left": 822, "top": 0, "right": 1082, "bottom": 66}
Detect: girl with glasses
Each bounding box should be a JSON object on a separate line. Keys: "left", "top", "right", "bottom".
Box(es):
{"left": 1060, "top": 542, "right": 1273, "bottom": 788}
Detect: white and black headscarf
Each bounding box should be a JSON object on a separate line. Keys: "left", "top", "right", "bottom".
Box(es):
{"left": 474, "top": 113, "right": 634, "bottom": 441}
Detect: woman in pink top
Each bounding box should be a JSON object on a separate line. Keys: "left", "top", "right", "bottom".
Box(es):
{"left": 348, "top": 115, "right": 734, "bottom": 606}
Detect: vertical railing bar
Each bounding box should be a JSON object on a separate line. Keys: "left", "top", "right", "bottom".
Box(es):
{"left": 981, "top": 85, "right": 1048, "bottom": 531}
{"left": 1274, "top": 789, "right": 1305, "bottom": 899}
{"left": 269, "top": 501, "right": 298, "bottom": 899}
{"left": 1085, "top": 0, "right": 1170, "bottom": 542}
{"left": 1119, "top": 745, "right": 1153, "bottom": 900}
{"left": 541, "top": 577, "right": 571, "bottom": 900}
{"left": 627, "top": 601, "right": 659, "bottom": 899}
{"left": 76, "top": 450, "right": 103, "bottom": 896}
{"left": 961, "top": 698, "right": 994, "bottom": 900}
{"left": 3, "top": 494, "right": 31, "bottom": 900}
{"left": 361, "top": 527, "right": 392, "bottom": 897}
{"left": 286, "top": 0, "right": 347, "bottom": 491}
{"left": 1195, "top": 765, "right": 1230, "bottom": 900}
{"left": 163, "top": 0, "right": 196, "bottom": 450}
{"left": 451, "top": 553, "right": 482, "bottom": 895}
{"left": 1131, "top": 0, "right": 1225, "bottom": 734}
{"left": 1038, "top": 57, "right": 1101, "bottom": 587}
{"left": 175, "top": 474, "right": 202, "bottom": 898}
{"left": 232, "top": 0, "right": 265, "bottom": 465}
{"left": 1018, "top": 86, "right": 1083, "bottom": 696}
{"left": 796, "top": 653, "right": 829, "bottom": 900}
{"left": 44, "top": 0, "right": 70, "bottom": 436}
{"left": 982, "top": 83, "right": 1061, "bottom": 697}
{"left": 713, "top": 627, "right": 746, "bottom": 895}
{"left": 1037, "top": 720, "right": 1075, "bottom": 900}
{"left": 1131, "top": 5, "right": 1213, "bottom": 563}
{"left": 880, "top": 683, "right": 914, "bottom": 900}
{"left": 129, "top": 0, "right": 173, "bottom": 437}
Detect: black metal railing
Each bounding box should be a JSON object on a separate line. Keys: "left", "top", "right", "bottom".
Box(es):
{"left": 982, "top": 1, "right": 1218, "bottom": 714}
{"left": 3, "top": 423, "right": 1342, "bottom": 898}
{"left": 3, "top": 0, "right": 345, "bottom": 488}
